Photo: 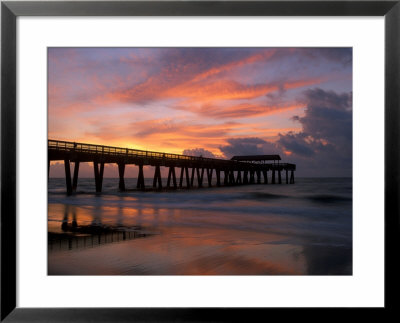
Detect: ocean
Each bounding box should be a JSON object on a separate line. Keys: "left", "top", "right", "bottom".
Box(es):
{"left": 48, "top": 177, "right": 352, "bottom": 275}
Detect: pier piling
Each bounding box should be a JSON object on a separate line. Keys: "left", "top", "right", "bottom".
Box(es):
{"left": 250, "top": 170, "right": 255, "bottom": 184}
{"left": 207, "top": 168, "right": 213, "bottom": 187}
{"left": 137, "top": 164, "right": 145, "bottom": 189}
{"left": 290, "top": 170, "right": 295, "bottom": 184}
{"left": 93, "top": 162, "right": 104, "bottom": 193}
{"left": 72, "top": 161, "right": 80, "bottom": 192}
{"left": 118, "top": 163, "right": 125, "bottom": 191}
{"left": 243, "top": 170, "right": 249, "bottom": 184}
{"left": 64, "top": 159, "right": 72, "bottom": 195}
{"left": 216, "top": 169, "right": 221, "bottom": 186}
{"left": 168, "top": 166, "right": 177, "bottom": 189}
{"left": 236, "top": 170, "right": 242, "bottom": 184}
{"left": 153, "top": 165, "right": 162, "bottom": 189}
{"left": 191, "top": 168, "right": 196, "bottom": 187}
{"left": 263, "top": 170, "right": 268, "bottom": 184}
{"left": 224, "top": 170, "right": 229, "bottom": 185}
{"left": 256, "top": 170, "right": 261, "bottom": 184}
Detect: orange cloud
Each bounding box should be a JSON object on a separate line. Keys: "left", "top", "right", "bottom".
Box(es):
{"left": 196, "top": 102, "right": 304, "bottom": 119}
{"left": 164, "top": 80, "right": 278, "bottom": 103}
{"left": 191, "top": 50, "right": 277, "bottom": 82}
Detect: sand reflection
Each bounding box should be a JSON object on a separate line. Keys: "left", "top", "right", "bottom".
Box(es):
{"left": 48, "top": 203, "right": 309, "bottom": 275}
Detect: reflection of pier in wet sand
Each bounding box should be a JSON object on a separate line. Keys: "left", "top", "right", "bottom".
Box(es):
{"left": 48, "top": 139, "right": 296, "bottom": 195}
{"left": 48, "top": 229, "right": 150, "bottom": 252}
{"left": 49, "top": 204, "right": 153, "bottom": 252}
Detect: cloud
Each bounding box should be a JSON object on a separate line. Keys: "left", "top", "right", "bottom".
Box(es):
{"left": 190, "top": 102, "right": 303, "bottom": 119}
{"left": 300, "top": 48, "right": 352, "bottom": 66}
{"left": 50, "top": 48, "right": 326, "bottom": 112}
{"left": 277, "top": 133, "right": 317, "bottom": 157}
{"left": 189, "top": 49, "right": 277, "bottom": 82}
{"left": 278, "top": 88, "right": 352, "bottom": 176}
{"left": 48, "top": 49, "right": 352, "bottom": 177}
{"left": 182, "top": 148, "right": 218, "bottom": 158}
{"left": 216, "top": 88, "right": 352, "bottom": 177}
{"left": 219, "top": 137, "right": 283, "bottom": 158}
{"left": 81, "top": 119, "right": 254, "bottom": 154}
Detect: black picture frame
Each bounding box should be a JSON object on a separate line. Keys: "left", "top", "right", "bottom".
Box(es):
{"left": 1, "top": 1, "right": 399, "bottom": 321}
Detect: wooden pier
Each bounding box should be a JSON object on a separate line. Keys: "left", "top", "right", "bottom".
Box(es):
{"left": 48, "top": 139, "right": 296, "bottom": 195}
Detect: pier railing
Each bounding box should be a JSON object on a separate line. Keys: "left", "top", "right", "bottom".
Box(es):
{"left": 49, "top": 139, "right": 296, "bottom": 168}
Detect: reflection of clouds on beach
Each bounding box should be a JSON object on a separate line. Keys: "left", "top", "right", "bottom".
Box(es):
{"left": 49, "top": 214, "right": 351, "bottom": 276}
{"left": 48, "top": 224, "right": 307, "bottom": 275}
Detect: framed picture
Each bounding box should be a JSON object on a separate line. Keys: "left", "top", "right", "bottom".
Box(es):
{"left": 1, "top": 0, "right": 399, "bottom": 321}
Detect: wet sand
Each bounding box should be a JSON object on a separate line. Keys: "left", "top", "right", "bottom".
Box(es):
{"left": 48, "top": 178, "right": 352, "bottom": 275}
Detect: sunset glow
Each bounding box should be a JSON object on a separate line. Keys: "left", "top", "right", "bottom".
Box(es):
{"left": 49, "top": 47, "right": 352, "bottom": 176}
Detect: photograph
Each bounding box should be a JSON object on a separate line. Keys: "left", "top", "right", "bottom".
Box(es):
{"left": 47, "top": 47, "right": 352, "bottom": 276}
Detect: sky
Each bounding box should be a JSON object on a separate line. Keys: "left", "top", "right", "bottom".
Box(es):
{"left": 48, "top": 47, "right": 352, "bottom": 177}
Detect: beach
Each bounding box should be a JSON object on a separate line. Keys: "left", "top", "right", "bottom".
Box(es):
{"left": 48, "top": 177, "right": 352, "bottom": 275}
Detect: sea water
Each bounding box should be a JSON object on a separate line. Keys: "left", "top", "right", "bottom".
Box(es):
{"left": 48, "top": 177, "right": 352, "bottom": 275}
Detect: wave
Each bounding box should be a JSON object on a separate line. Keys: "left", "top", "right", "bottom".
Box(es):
{"left": 249, "top": 192, "right": 288, "bottom": 199}
{"left": 306, "top": 194, "right": 352, "bottom": 204}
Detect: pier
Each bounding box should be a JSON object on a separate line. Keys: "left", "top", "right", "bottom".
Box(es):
{"left": 48, "top": 139, "right": 296, "bottom": 195}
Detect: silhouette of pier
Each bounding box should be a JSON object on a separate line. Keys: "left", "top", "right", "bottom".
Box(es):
{"left": 48, "top": 139, "right": 296, "bottom": 195}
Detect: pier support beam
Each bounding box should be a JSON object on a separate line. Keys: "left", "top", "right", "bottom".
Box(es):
{"left": 64, "top": 159, "right": 72, "bottom": 195}
{"left": 72, "top": 161, "right": 80, "bottom": 192}
{"left": 263, "top": 170, "right": 268, "bottom": 184}
{"left": 229, "top": 170, "right": 235, "bottom": 185}
{"left": 191, "top": 168, "right": 196, "bottom": 187}
{"left": 243, "top": 170, "right": 248, "bottom": 184}
{"left": 250, "top": 170, "right": 255, "bottom": 184}
{"left": 216, "top": 170, "right": 221, "bottom": 186}
{"left": 196, "top": 168, "right": 204, "bottom": 187}
{"left": 236, "top": 170, "right": 242, "bottom": 184}
{"left": 185, "top": 167, "right": 190, "bottom": 188}
{"left": 290, "top": 170, "right": 295, "bottom": 184}
{"left": 278, "top": 170, "right": 282, "bottom": 184}
{"left": 272, "top": 169, "right": 276, "bottom": 184}
{"left": 118, "top": 163, "right": 125, "bottom": 191}
{"left": 286, "top": 169, "right": 289, "bottom": 184}
{"left": 224, "top": 170, "right": 229, "bottom": 185}
{"left": 178, "top": 167, "right": 184, "bottom": 188}
{"left": 256, "top": 170, "right": 261, "bottom": 184}
{"left": 137, "top": 164, "right": 145, "bottom": 189}
{"left": 206, "top": 168, "right": 213, "bottom": 187}
{"left": 93, "top": 162, "right": 104, "bottom": 193}
{"left": 178, "top": 167, "right": 189, "bottom": 188}
{"left": 167, "top": 166, "right": 177, "bottom": 189}
{"left": 153, "top": 165, "right": 162, "bottom": 189}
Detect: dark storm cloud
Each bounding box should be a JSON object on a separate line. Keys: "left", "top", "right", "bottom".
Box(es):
{"left": 219, "top": 137, "right": 283, "bottom": 158}
{"left": 291, "top": 88, "right": 352, "bottom": 145}
{"left": 278, "top": 88, "right": 352, "bottom": 176}
{"left": 277, "top": 133, "right": 317, "bottom": 157}
{"left": 216, "top": 88, "right": 352, "bottom": 177}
